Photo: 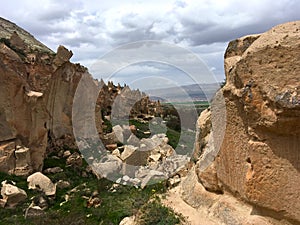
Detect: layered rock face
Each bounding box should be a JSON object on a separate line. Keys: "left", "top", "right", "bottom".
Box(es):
{"left": 0, "top": 17, "right": 160, "bottom": 176}
{"left": 0, "top": 17, "right": 53, "bottom": 174}
{"left": 192, "top": 21, "right": 300, "bottom": 224}
{"left": 0, "top": 17, "right": 90, "bottom": 174}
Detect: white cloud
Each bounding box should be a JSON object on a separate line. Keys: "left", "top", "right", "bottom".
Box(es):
{"left": 0, "top": 0, "right": 299, "bottom": 88}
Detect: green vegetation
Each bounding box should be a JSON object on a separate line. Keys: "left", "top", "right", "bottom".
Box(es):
{"left": 138, "top": 197, "right": 181, "bottom": 225}
{"left": 161, "top": 101, "right": 209, "bottom": 117}
{"left": 129, "top": 119, "right": 151, "bottom": 139}
{"left": 0, "top": 154, "right": 182, "bottom": 225}
{"left": 102, "top": 117, "right": 113, "bottom": 133}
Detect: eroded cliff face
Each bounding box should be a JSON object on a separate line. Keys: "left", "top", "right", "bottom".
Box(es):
{"left": 190, "top": 21, "right": 300, "bottom": 224}
{"left": 0, "top": 17, "right": 160, "bottom": 176}
{"left": 0, "top": 18, "right": 101, "bottom": 175}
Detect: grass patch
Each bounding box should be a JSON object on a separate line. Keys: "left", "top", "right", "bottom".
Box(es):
{"left": 0, "top": 156, "right": 180, "bottom": 225}
{"left": 129, "top": 119, "right": 151, "bottom": 139}
{"left": 138, "top": 197, "right": 181, "bottom": 225}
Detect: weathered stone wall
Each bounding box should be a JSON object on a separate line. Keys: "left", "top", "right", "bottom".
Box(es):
{"left": 192, "top": 21, "right": 300, "bottom": 224}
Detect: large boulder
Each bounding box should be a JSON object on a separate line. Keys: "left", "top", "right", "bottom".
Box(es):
{"left": 192, "top": 21, "right": 300, "bottom": 223}
{"left": 27, "top": 172, "right": 56, "bottom": 196}
{"left": 1, "top": 180, "right": 27, "bottom": 208}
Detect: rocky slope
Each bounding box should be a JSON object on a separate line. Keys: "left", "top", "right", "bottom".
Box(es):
{"left": 185, "top": 21, "right": 300, "bottom": 224}
{"left": 0, "top": 17, "right": 159, "bottom": 177}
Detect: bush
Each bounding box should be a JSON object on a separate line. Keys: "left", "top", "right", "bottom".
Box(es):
{"left": 138, "top": 198, "right": 181, "bottom": 225}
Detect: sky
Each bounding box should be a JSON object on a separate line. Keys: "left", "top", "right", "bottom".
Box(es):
{"left": 0, "top": 0, "right": 300, "bottom": 90}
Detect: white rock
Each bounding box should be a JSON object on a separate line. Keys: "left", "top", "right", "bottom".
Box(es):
{"left": 112, "top": 149, "right": 121, "bottom": 157}
{"left": 130, "top": 178, "right": 141, "bottom": 186}
{"left": 26, "top": 90, "right": 43, "bottom": 97}
{"left": 25, "top": 205, "right": 45, "bottom": 218}
{"left": 149, "top": 153, "right": 161, "bottom": 162}
{"left": 168, "top": 175, "right": 181, "bottom": 187}
{"left": 119, "top": 216, "right": 136, "bottom": 225}
{"left": 120, "top": 145, "right": 137, "bottom": 161}
{"left": 113, "top": 125, "right": 124, "bottom": 143}
{"left": 63, "top": 150, "right": 71, "bottom": 158}
{"left": 116, "top": 178, "right": 122, "bottom": 184}
{"left": 140, "top": 143, "right": 146, "bottom": 148}
{"left": 27, "top": 172, "right": 56, "bottom": 196}
{"left": 123, "top": 175, "right": 130, "bottom": 182}
{"left": 1, "top": 181, "right": 27, "bottom": 208}
{"left": 92, "top": 155, "right": 122, "bottom": 178}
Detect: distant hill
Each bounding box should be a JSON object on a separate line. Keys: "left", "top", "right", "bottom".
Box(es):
{"left": 145, "top": 83, "right": 221, "bottom": 102}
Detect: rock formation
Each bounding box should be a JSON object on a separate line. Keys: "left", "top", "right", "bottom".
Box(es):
{"left": 0, "top": 17, "right": 159, "bottom": 176}
{"left": 188, "top": 21, "right": 300, "bottom": 224}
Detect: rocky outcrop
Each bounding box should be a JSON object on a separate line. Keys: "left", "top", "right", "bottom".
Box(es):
{"left": 0, "top": 17, "right": 159, "bottom": 176}
{"left": 189, "top": 21, "right": 300, "bottom": 224}
{"left": 0, "top": 23, "right": 82, "bottom": 174}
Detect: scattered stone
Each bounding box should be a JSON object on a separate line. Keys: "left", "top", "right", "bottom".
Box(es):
{"left": 9, "top": 31, "right": 26, "bottom": 52}
{"left": 87, "top": 197, "right": 101, "bottom": 208}
{"left": 116, "top": 178, "right": 122, "bottom": 184}
{"left": 25, "top": 205, "right": 45, "bottom": 218}
{"left": 122, "top": 175, "right": 130, "bottom": 182}
{"left": 120, "top": 145, "right": 137, "bottom": 161}
{"left": 0, "top": 180, "right": 27, "bottom": 208}
{"left": 168, "top": 175, "right": 181, "bottom": 187}
{"left": 91, "top": 190, "right": 99, "bottom": 197}
{"left": 66, "top": 152, "right": 82, "bottom": 167}
{"left": 32, "top": 193, "right": 49, "bottom": 210}
{"left": 43, "top": 167, "right": 63, "bottom": 174}
{"left": 119, "top": 216, "right": 136, "bottom": 225}
{"left": 130, "top": 178, "right": 141, "bottom": 186}
{"left": 112, "top": 148, "right": 121, "bottom": 157}
{"left": 63, "top": 150, "right": 71, "bottom": 158}
{"left": 56, "top": 180, "right": 71, "bottom": 189}
{"left": 93, "top": 155, "right": 122, "bottom": 178}
{"left": 113, "top": 125, "right": 124, "bottom": 143}
{"left": 149, "top": 153, "right": 161, "bottom": 162}
{"left": 27, "top": 172, "right": 56, "bottom": 196}
{"left": 26, "top": 91, "right": 43, "bottom": 97}
{"left": 140, "top": 143, "right": 146, "bottom": 148}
